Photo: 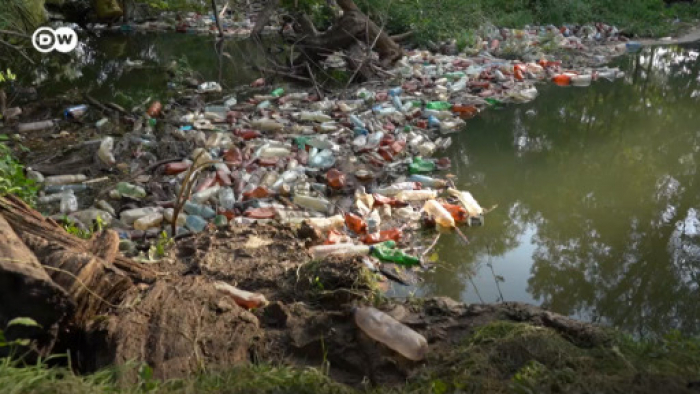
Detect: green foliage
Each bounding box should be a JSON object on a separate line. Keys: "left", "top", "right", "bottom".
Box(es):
{"left": 0, "top": 317, "right": 40, "bottom": 349}
{"left": 62, "top": 214, "right": 104, "bottom": 239}
{"left": 0, "top": 0, "right": 45, "bottom": 33}
{"left": 0, "top": 144, "right": 38, "bottom": 206}
{"left": 147, "top": 231, "right": 173, "bottom": 260}
{"left": 355, "top": 0, "right": 700, "bottom": 45}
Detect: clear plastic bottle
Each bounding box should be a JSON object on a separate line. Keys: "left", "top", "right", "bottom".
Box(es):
{"left": 367, "top": 210, "right": 381, "bottom": 234}
{"left": 447, "top": 188, "right": 483, "bottom": 217}
{"left": 305, "top": 215, "right": 345, "bottom": 232}
{"left": 396, "top": 190, "right": 438, "bottom": 202}
{"left": 98, "top": 137, "right": 116, "bottom": 166}
{"left": 59, "top": 190, "right": 78, "bottom": 214}
{"left": 134, "top": 213, "right": 164, "bottom": 230}
{"left": 354, "top": 307, "right": 428, "bottom": 361}
{"left": 308, "top": 149, "right": 336, "bottom": 169}
{"left": 44, "top": 174, "right": 87, "bottom": 186}
{"left": 185, "top": 214, "right": 208, "bottom": 233}
{"left": 183, "top": 201, "right": 216, "bottom": 219}
{"left": 423, "top": 200, "right": 455, "bottom": 228}
{"left": 218, "top": 187, "right": 236, "bottom": 211}
{"left": 120, "top": 207, "right": 163, "bottom": 224}
{"left": 309, "top": 244, "right": 371, "bottom": 259}
{"left": 299, "top": 111, "right": 332, "bottom": 122}
{"left": 163, "top": 208, "right": 187, "bottom": 226}
{"left": 293, "top": 195, "right": 331, "bottom": 213}
{"left": 192, "top": 184, "right": 221, "bottom": 204}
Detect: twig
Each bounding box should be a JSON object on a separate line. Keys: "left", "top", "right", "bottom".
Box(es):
{"left": 306, "top": 62, "right": 324, "bottom": 99}
{"left": 422, "top": 233, "right": 441, "bottom": 257}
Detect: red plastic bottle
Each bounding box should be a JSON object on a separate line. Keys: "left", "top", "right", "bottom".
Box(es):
{"left": 326, "top": 169, "right": 346, "bottom": 190}
{"left": 345, "top": 212, "right": 367, "bottom": 234}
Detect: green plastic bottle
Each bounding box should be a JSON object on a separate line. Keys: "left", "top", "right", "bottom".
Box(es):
{"left": 116, "top": 182, "right": 147, "bottom": 199}
{"left": 214, "top": 215, "right": 229, "bottom": 228}
{"left": 371, "top": 241, "right": 421, "bottom": 266}
{"left": 271, "top": 88, "right": 285, "bottom": 98}
{"left": 293, "top": 136, "right": 310, "bottom": 149}
{"left": 425, "top": 101, "right": 452, "bottom": 110}
{"left": 444, "top": 72, "right": 466, "bottom": 81}
{"left": 408, "top": 157, "right": 436, "bottom": 174}
{"left": 485, "top": 98, "right": 504, "bottom": 107}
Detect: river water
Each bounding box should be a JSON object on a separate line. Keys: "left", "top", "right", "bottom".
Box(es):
{"left": 418, "top": 44, "right": 700, "bottom": 337}
{"left": 30, "top": 33, "right": 700, "bottom": 337}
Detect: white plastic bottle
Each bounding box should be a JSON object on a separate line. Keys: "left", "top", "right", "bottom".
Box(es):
{"left": 309, "top": 244, "right": 371, "bottom": 259}
{"left": 354, "top": 306, "right": 428, "bottom": 361}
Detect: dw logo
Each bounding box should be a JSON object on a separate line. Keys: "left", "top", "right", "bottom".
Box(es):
{"left": 32, "top": 27, "right": 79, "bottom": 53}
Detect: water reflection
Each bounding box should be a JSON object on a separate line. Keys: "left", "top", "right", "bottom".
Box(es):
{"left": 422, "top": 44, "right": 700, "bottom": 337}
{"left": 24, "top": 32, "right": 270, "bottom": 106}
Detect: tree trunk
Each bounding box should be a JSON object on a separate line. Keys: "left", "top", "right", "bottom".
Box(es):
{"left": 0, "top": 212, "right": 73, "bottom": 355}
{"left": 211, "top": 0, "right": 224, "bottom": 37}
{"left": 290, "top": 0, "right": 402, "bottom": 76}
{"left": 252, "top": 0, "right": 279, "bottom": 37}
{"left": 0, "top": 195, "right": 156, "bottom": 325}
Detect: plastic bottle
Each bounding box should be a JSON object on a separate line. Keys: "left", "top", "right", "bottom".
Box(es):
{"left": 360, "top": 228, "right": 402, "bottom": 245}
{"left": 270, "top": 88, "right": 285, "bottom": 97}
{"left": 121, "top": 207, "right": 163, "bottom": 224}
{"left": 116, "top": 182, "right": 147, "bottom": 199}
{"left": 423, "top": 200, "right": 455, "bottom": 228}
{"left": 163, "top": 208, "right": 187, "bottom": 226}
{"left": 305, "top": 215, "right": 345, "bottom": 232}
{"left": 396, "top": 190, "right": 437, "bottom": 202}
{"left": 251, "top": 119, "right": 284, "bottom": 132}
{"left": 17, "top": 120, "right": 56, "bottom": 133}
{"left": 408, "top": 157, "right": 436, "bottom": 174}
{"left": 192, "top": 184, "right": 220, "bottom": 204}
{"left": 134, "top": 213, "right": 164, "bottom": 230}
{"left": 349, "top": 114, "right": 366, "bottom": 129}
{"left": 98, "top": 137, "right": 116, "bottom": 166}
{"left": 371, "top": 241, "right": 421, "bottom": 266}
{"left": 184, "top": 201, "right": 216, "bottom": 219}
{"left": 242, "top": 186, "right": 271, "bottom": 201}
{"left": 407, "top": 175, "right": 447, "bottom": 188}
{"left": 147, "top": 101, "right": 162, "bottom": 117}
{"left": 44, "top": 184, "right": 88, "bottom": 193}
{"left": 354, "top": 307, "right": 428, "bottom": 361}
{"left": 185, "top": 214, "right": 208, "bottom": 233}
{"left": 59, "top": 190, "right": 78, "bottom": 214}
{"left": 309, "top": 149, "right": 336, "bottom": 169}
{"left": 345, "top": 212, "right": 367, "bottom": 234}
{"left": 309, "top": 244, "right": 371, "bottom": 259}
{"left": 299, "top": 111, "right": 332, "bottom": 122}
{"left": 446, "top": 188, "right": 483, "bottom": 217}
{"left": 218, "top": 187, "right": 236, "bottom": 211}
{"left": 441, "top": 202, "right": 468, "bottom": 224}
{"left": 425, "top": 101, "right": 452, "bottom": 110}
{"left": 367, "top": 210, "right": 381, "bottom": 234}
{"left": 244, "top": 207, "right": 277, "bottom": 219}
{"left": 44, "top": 174, "right": 87, "bottom": 185}
{"left": 326, "top": 169, "right": 346, "bottom": 189}
{"left": 293, "top": 195, "right": 331, "bottom": 213}
{"left": 257, "top": 145, "right": 291, "bottom": 158}
{"left": 214, "top": 281, "right": 268, "bottom": 309}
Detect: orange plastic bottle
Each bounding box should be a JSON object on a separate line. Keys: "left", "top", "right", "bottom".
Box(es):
{"left": 360, "top": 228, "right": 403, "bottom": 245}
{"left": 345, "top": 212, "right": 368, "bottom": 234}
{"left": 372, "top": 193, "right": 408, "bottom": 208}
{"left": 452, "top": 104, "right": 478, "bottom": 119}
{"left": 326, "top": 169, "right": 346, "bottom": 189}
{"left": 243, "top": 186, "right": 270, "bottom": 201}
{"left": 216, "top": 170, "right": 232, "bottom": 186}
{"left": 324, "top": 229, "right": 353, "bottom": 245}
{"left": 164, "top": 161, "right": 191, "bottom": 175}
{"left": 147, "top": 101, "right": 162, "bottom": 117}
{"left": 195, "top": 175, "right": 217, "bottom": 193}
{"left": 234, "top": 129, "right": 261, "bottom": 140}
{"left": 441, "top": 202, "right": 468, "bottom": 224}
{"left": 552, "top": 74, "right": 571, "bottom": 86}
{"left": 224, "top": 147, "right": 243, "bottom": 166}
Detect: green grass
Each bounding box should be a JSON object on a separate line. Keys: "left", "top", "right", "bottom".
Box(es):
{"left": 2, "top": 321, "right": 698, "bottom": 393}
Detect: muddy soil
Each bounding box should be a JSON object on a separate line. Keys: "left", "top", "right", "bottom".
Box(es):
{"left": 61, "top": 222, "right": 611, "bottom": 388}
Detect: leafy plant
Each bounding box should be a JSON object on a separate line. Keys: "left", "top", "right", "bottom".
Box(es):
{"left": 0, "top": 143, "right": 38, "bottom": 206}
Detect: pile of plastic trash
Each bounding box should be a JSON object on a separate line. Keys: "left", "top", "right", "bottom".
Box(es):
{"left": 20, "top": 33, "right": 634, "bottom": 269}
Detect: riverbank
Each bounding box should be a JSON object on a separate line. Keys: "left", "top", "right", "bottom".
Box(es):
{"left": 2, "top": 15, "right": 700, "bottom": 394}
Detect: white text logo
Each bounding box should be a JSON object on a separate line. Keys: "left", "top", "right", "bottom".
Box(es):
{"left": 32, "top": 27, "right": 78, "bottom": 53}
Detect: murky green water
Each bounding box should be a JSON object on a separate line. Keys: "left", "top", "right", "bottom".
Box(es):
{"left": 29, "top": 32, "right": 270, "bottom": 106}
{"left": 26, "top": 33, "right": 700, "bottom": 336}
{"left": 419, "top": 44, "right": 700, "bottom": 337}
